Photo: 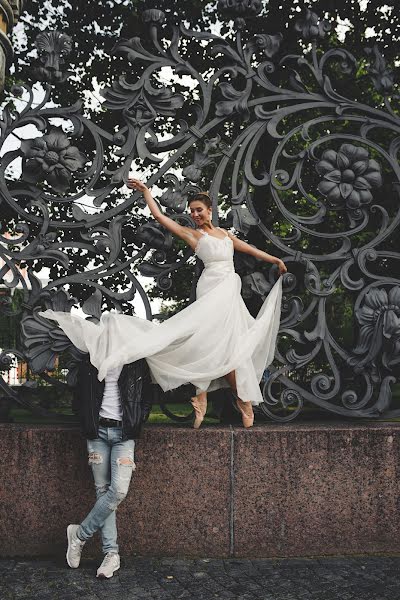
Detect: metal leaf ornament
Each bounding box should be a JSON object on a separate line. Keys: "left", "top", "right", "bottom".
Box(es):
{"left": 31, "top": 31, "right": 73, "bottom": 83}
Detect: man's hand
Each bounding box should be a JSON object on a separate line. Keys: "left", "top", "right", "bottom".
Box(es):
{"left": 127, "top": 178, "right": 148, "bottom": 192}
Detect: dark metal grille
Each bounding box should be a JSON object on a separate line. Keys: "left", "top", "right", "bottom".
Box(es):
{"left": 0, "top": 5, "right": 399, "bottom": 422}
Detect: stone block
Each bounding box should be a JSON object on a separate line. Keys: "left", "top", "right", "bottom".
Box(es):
{"left": 1, "top": 422, "right": 400, "bottom": 558}
{"left": 233, "top": 423, "right": 400, "bottom": 557}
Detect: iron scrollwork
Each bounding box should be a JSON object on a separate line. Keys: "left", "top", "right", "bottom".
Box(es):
{"left": 0, "top": 4, "right": 399, "bottom": 422}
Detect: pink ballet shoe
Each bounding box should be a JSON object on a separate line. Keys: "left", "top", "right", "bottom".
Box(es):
{"left": 190, "top": 396, "right": 207, "bottom": 429}
{"left": 235, "top": 397, "right": 254, "bottom": 428}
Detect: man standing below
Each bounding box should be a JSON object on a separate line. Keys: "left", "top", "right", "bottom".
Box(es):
{"left": 65, "top": 357, "right": 152, "bottom": 579}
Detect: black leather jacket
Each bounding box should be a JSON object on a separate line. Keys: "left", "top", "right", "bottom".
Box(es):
{"left": 72, "top": 356, "right": 153, "bottom": 440}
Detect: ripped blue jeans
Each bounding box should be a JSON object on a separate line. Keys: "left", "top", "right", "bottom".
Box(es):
{"left": 77, "top": 426, "right": 135, "bottom": 555}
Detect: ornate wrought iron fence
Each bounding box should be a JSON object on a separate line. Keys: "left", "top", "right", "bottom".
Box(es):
{"left": 0, "top": 4, "right": 399, "bottom": 422}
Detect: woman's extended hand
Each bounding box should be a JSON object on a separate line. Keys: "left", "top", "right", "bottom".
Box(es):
{"left": 276, "top": 259, "right": 287, "bottom": 276}
{"left": 127, "top": 178, "right": 148, "bottom": 192}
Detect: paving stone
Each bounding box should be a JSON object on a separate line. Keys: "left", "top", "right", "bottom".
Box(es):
{"left": 2, "top": 556, "right": 400, "bottom": 600}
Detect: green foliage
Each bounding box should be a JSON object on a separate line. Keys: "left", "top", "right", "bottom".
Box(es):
{"left": 0, "top": 289, "right": 24, "bottom": 349}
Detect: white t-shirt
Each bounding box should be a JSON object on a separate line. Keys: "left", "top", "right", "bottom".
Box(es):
{"left": 99, "top": 365, "right": 123, "bottom": 421}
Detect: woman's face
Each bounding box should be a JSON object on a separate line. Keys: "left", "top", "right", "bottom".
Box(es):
{"left": 189, "top": 200, "right": 212, "bottom": 227}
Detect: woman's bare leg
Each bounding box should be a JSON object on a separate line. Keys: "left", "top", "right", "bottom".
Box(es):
{"left": 224, "top": 370, "right": 237, "bottom": 393}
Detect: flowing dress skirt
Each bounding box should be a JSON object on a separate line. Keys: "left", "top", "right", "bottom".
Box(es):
{"left": 39, "top": 265, "right": 282, "bottom": 405}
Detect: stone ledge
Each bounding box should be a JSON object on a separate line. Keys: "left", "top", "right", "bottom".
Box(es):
{"left": 1, "top": 422, "right": 400, "bottom": 558}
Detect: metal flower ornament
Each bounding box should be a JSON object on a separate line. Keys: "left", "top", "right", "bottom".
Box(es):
{"left": 351, "top": 287, "right": 400, "bottom": 372}
{"left": 316, "top": 144, "right": 382, "bottom": 226}
{"left": 0, "top": 5, "right": 399, "bottom": 422}
{"left": 21, "top": 127, "right": 87, "bottom": 194}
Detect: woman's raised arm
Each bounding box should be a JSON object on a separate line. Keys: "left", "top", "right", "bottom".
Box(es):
{"left": 127, "top": 178, "right": 196, "bottom": 247}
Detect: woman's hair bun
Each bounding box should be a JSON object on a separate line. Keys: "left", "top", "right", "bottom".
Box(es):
{"left": 188, "top": 191, "right": 212, "bottom": 208}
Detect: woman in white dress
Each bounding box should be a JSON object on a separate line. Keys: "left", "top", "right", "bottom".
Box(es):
{"left": 39, "top": 179, "right": 287, "bottom": 429}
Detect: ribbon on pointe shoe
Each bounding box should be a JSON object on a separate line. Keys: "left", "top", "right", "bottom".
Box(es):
{"left": 190, "top": 395, "right": 207, "bottom": 429}
{"left": 233, "top": 392, "right": 254, "bottom": 428}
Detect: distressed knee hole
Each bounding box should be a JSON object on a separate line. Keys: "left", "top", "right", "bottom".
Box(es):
{"left": 95, "top": 484, "right": 108, "bottom": 495}
{"left": 117, "top": 457, "right": 136, "bottom": 470}
{"left": 88, "top": 452, "right": 103, "bottom": 465}
{"left": 107, "top": 491, "right": 126, "bottom": 511}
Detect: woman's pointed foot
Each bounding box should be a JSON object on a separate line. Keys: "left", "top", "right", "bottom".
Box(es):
{"left": 190, "top": 395, "right": 207, "bottom": 429}
{"left": 235, "top": 397, "right": 254, "bottom": 428}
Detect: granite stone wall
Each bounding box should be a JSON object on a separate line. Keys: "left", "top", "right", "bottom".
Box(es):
{"left": 1, "top": 422, "right": 400, "bottom": 558}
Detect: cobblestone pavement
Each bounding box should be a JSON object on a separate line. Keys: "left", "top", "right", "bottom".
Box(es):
{"left": 1, "top": 556, "right": 400, "bottom": 600}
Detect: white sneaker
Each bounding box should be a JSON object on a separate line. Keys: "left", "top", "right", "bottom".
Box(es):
{"left": 96, "top": 552, "right": 121, "bottom": 579}
{"left": 66, "top": 524, "right": 86, "bottom": 568}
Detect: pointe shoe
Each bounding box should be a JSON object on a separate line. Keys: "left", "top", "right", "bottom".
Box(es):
{"left": 235, "top": 397, "right": 254, "bottom": 428}
{"left": 190, "top": 395, "right": 207, "bottom": 429}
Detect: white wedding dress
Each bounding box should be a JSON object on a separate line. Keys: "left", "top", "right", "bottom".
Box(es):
{"left": 39, "top": 228, "right": 283, "bottom": 405}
